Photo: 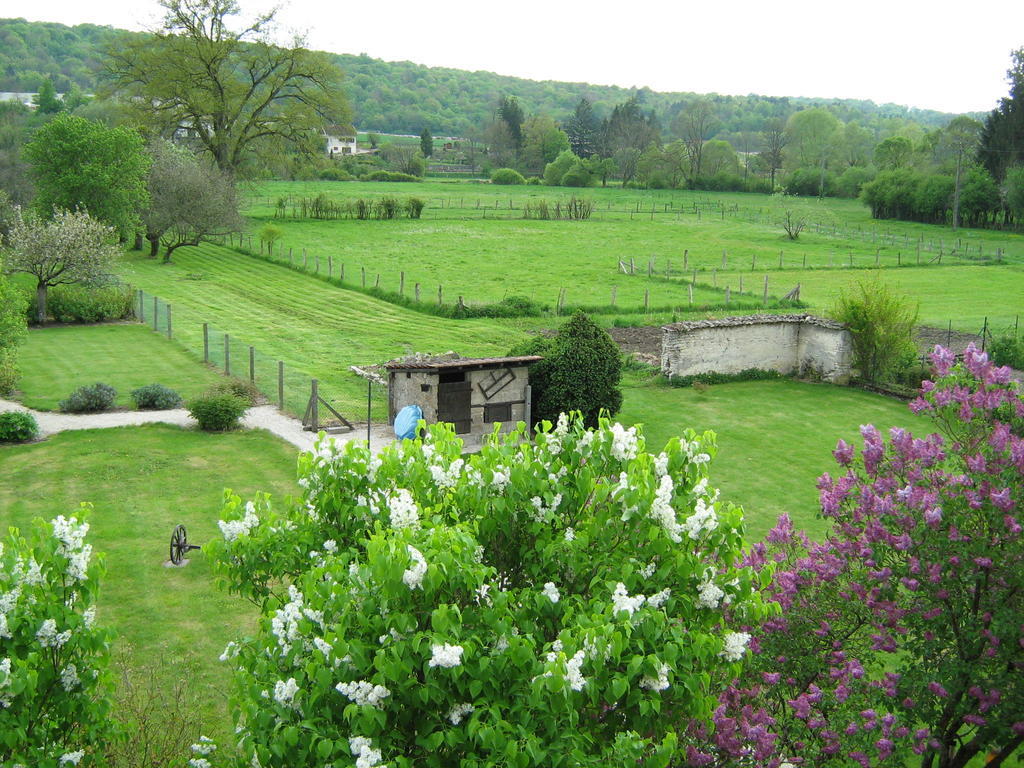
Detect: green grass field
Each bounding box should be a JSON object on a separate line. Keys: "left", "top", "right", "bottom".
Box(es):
{"left": 0, "top": 425, "right": 300, "bottom": 742}
{"left": 619, "top": 375, "right": 925, "bottom": 541}
{"left": 14, "top": 324, "right": 226, "bottom": 410}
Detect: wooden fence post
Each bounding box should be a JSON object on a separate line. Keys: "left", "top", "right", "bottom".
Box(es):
{"left": 644, "top": 288, "right": 649, "bottom": 312}
{"left": 137, "top": 290, "right": 144, "bottom": 321}
{"left": 611, "top": 286, "right": 617, "bottom": 306}
{"left": 249, "top": 346, "right": 255, "bottom": 382}
{"left": 278, "top": 361, "right": 285, "bottom": 410}
{"left": 361, "top": 267, "right": 366, "bottom": 287}
{"left": 400, "top": 271, "right": 405, "bottom": 295}
{"left": 739, "top": 275, "right": 744, "bottom": 292}
{"left": 415, "top": 283, "right": 421, "bottom": 302}
{"left": 725, "top": 286, "right": 730, "bottom": 306}
{"left": 224, "top": 334, "right": 231, "bottom": 376}
{"left": 763, "top": 275, "right": 769, "bottom": 305}
{"left": 328, "top": 255, "right": 333, "bottom": 277}
{"left": 438, "top": 285, "right": 443, "bottom": 305}
{"left": 315, "top": 255, "right": 320, "bottom": 274}
{"left": 203, "top": 323, "right": 209, "bottom": 362}
{"left": 688, "top": 283, "right": 693, "bottom": 306}
{"left": 152, "top": 297, "right": 158, "bottom": 331}
{"left": 166, "top": 305, "right": 172, "bottom": 339}
{"left": 311, "top": 379, "right": 319, "bottom": 431}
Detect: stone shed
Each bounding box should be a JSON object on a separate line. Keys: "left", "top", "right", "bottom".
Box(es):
{"left": 661, "top": 314, "right": 853, "bottom": 384}
{"left": 385, "top": 355, "right": 542, "bottom": 436}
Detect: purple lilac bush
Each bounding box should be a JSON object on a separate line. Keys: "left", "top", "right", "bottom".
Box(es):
{"left": 691, "top": 344, "right": 1023, "bottom": 768}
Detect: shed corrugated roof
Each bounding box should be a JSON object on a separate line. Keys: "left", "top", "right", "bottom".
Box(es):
{"left": 385, "top": 355, "right": 542, "bottom": 371}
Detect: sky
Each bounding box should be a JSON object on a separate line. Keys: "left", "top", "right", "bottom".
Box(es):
{"left": 8, "top": 0, "right": 1024, "bottom": 114}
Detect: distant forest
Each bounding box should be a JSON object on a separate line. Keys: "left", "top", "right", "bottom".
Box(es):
{"left": 0, "top": 17, "right": 974, "bottom": 140}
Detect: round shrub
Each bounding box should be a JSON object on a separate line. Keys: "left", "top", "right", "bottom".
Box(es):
{"left": 490, "top": 167, "right": 526, "bottom": 185}
{"left": 188, "top": 393, "right": 248, "bottom": 431}
{"left": 561, "top": 165, "right": 595, "bottom": 187}
{"left": 526, "top": 175, "right": 543, "bottom": 185}
{"left": 130, "top": 383, "right": 183, "bottom": 410}
{"left": 59, "top": 382, "right": 117, "bottom": 413}
{"left": 0, "top": 410, "right": 39, "bottom": 442}
{"left": 208, "top": 378, "right": 261, "bottom": 406}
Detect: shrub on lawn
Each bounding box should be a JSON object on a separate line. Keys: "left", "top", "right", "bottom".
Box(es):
{"left": 0, "top": 508, "right": 117, "bottom": 763}
{"left": 490, "top": 167, "right": 526, "bottom": 185}
{"left": 59, "top": 382, "right": 117, "bottom": 413}
{"left": 208, "top": 378, "right": 260, "bottom": 405}
{"left": 188, "top": 392, "right": 248, "bottom": 431}
{"left": 363, "top": 171, "right": 420, "bottom": 182}
{"left": 830, "top": 276, "right": 918, "bottom": 384}
{"left": 130, "top": 383, "right": 183, "bottom": 410}
{"left": 0, "top": 410, "right": 38, "bottom": 442}
{"left": 989, "top": 332, "right": 1024, "bottom": 369}
{"left": 27, "top": 283, "right": 135, "bottom": 324}
{"left": 405, "top": 197, "right": 426, "bottom": 219}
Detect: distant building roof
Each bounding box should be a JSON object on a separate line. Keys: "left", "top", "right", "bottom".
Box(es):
{"left": 662, "top": 314, "right": 846, "bottom": 333}
{"left": 386, "top": 355, "right": 543, "bottom": 372}
{"left": 324, "top": 124, "right": 357, "bottom": 137}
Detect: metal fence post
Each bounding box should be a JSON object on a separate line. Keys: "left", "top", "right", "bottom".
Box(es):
{"left": 138, "top": 289, "right": 144, "bottom": 321}
{"left": 224, "top": 334, "right": 230, "bottom": 375}
{"left": 152, "top": 297, "right": 158, "bottom": 330}
{"left": 203, "top": 324, "right": 209, "bottom": 363}
{"left": 166, "top": 305, "right": 172, "bottom": 339}
{"left": 311, "top": 379, "right": 319, "bottom": 431}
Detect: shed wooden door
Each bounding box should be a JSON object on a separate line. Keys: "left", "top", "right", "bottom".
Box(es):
{"left": 437, "top": 381, "right": 472, "bottom": 434}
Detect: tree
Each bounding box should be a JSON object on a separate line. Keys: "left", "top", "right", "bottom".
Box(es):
{"left": 1005, "top": 165, "right": 1024, "bottom": 228}
{"left": 701, "top": 139, "right": 740, "bottom": 177}
{"left": 979, "top": 48, "right": 1024, "bottom": 182}
{"left": 830, "top": 276, "right": 918, "bottom": 384}
{"left": 419, "top": 128, "right": 433, "bottom": 158}
{"left": 5, "top": 208, "right": 120, "bottom": 323}
{"left": 939, "top": 116, "right": 982, "bottom": 229}
{"left": 543, "top": 148, "right": 580, "bottom": 186}
{"left": 520, "top": 115, "right": 569, "bottom": 172}
{"left": 143, "top": 140, "right": 243, "bottom": 263}
{"left": 497, "top": 95, "right": 524, "bottom": 155}
{"left": 105, "top": 0, "right": 351, "bottom": 175}
{"left": 23, "top": 113, "right": 150, "bottom": 239}
{"left": 564, "top": 97, "right": 599, "bottom": 158}
{"left": 760, "top": 117, "right": 787, "bottom": 188}
{"left": 785, "top": 107, "right": 841, "bottom": 196}
{"left": 672, "top": 99, "right": 719, "bottom": 180}
{"left": 604, "top": 96, "right": 659, "bottom": 155}
{"left": 206, "top": 415, "right": 767, "bottom": 767}
{"left": 706, "top": 346, "right": 1024, "bottom": 767}
{"left": 874, "top": 135, "right": 915, "bottom": 170}
{"left": 381, "top": 143, "right": 425, "bottom": 176}
{"left": 32, "top": 76, "right": 62, "bottom": 114}
{"left": 513, "top": 312, "right": 623, "bottom": 428}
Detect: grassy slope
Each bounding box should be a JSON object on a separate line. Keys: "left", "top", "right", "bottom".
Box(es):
{"left": 15, "top": 324, "right": 226, "bottom": 410}
{"left": 619, "top": 376, "right": 925, "bottom": 541}
{"left": 0, "top": 425, "right": 300, "bottom": 742}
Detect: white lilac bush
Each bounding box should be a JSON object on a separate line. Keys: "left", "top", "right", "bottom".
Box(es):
{"left": 207, "top": 415, "right": 772, "bottom": 767}
{"left": 0, "top": 505, "right": 115, "bottom": 766}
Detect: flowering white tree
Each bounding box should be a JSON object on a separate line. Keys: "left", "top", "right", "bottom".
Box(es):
{"left": 0, "top": 505, "right": 115, "bottom": 766}
{"left": 4, "top": 208, "right": 120, "bottom": 323}
{"left": 206, "top": 415, "right": 772, "bottom": 766}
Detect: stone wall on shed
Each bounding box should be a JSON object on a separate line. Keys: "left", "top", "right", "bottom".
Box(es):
{"left": 389, "top": 370, "right": 439, "bottom": 424}
{"left": 661, "top": 315, "right": 852, "bottom": 384}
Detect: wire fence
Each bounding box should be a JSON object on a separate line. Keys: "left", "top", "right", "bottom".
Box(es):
{"left": 134, "top": 288, "right": 385, "bottom": 426}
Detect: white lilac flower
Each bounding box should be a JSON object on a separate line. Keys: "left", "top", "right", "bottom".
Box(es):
{"left": 609, "top": 423, "right": 639, "bottom": 461}
{"left": 23, "top": 558, "right": 44, "bottom": 586}
{"left": 218, "top": 641, "right": 239, "bottom": 662}
{"left": 52, "top": 515, "right": 88, "bottom": 552}
{"left": 217, "top": 503, "right": 259, "bottom": 542}
{"left": 647, "top": 588, "right": 671, "bottom": 609}
{"left": 682, "top": 497, "right": 718, "bottom": 539}
{"left": 336, "top": 680, "right": 391, "bottom": 707}
{"left": 428, "top": 643, "right": 464, "bottom": 668}
{"left": 640, "top": 663, "right": 670, "bottom": 692}
{"left": 542, "top": 582, "right": 560, "bottom": 603}
{"left": 720, "top": 631, "right": 752, "bottom": 662}
{"left": 350, "top": 736, "right": 384, "bottom": 768}
{"left": 692, "top": 477, "right": 709, "bottom": 496}
{"left": 578, "top": 430, "right": 595, "bottom": 449}
{"left": 611, "top": 583, "right": 645, "bottom": 616}
{"left": 697, "top": 578, "right": 725, "bottom": 609}
{"left": 490, "top": 466, "right": 510, "bottom": 490}
{"left": 313, "top": 637, "right": 332, "bottom": 657}
{"left": 191, "top": 736, "right": 217, "bottom": 756}
{"left": 564, "top": 527, "right": 575, "bottom": 542}
{"left": 59, "top": 752, "right": 85, "bottom": 766}
{"left": 82, "top": 605, "right": 96, "bottom": 630}
{"left": 529, "top": 494, "right": 562, "bottom": 524}
{"left": 475, "top": 583, "right": 492, "bottom": 605}
{"left": 639, "top": 561, "right": 657, "bottom": 579}
{"left": 323, "top": 539, "right": 338, "bottom": 553}
{"left": 273, "top": 677, "right": 300, "bottom": 709}
{"left": 269, "top": 586, "right": 305, "bottom": 655}
{"left": 649, "top": 475, "right": 683, "bottom": 543}
{"left": 387, "top": 488, "right": 420, "bottom": 530}
{"left": 693, "top": 453, "right": 711, "bottom": 464}
{"left": 188, "top": 759, "right": 211, "bottom": 768}
{"left": 654, "top": 452, "right": 669, "bottom": 477}
{"left": 59, "top": 664, "right": 79, "bottom": 692}
{"left": 493, "top": 634, "right": 509, "bottom": 653}
{"left": 0, "top": 614, "right": 11, "bottom": 640}
{"left": 36, "top": 619, "right": 71, "bottom": 649}
{"left": 564, "top": 650, "right": 587, "bottom": 691}
{"left": 402, "top": 545, "right": 427, "bottom": 590}
{"left": 447, "top": 702, "right": 475, "bottom": 725}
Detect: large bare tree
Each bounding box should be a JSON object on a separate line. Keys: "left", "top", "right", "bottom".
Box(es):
{"left": 672, "top": 99, "right": 719, "bottom": 181}
{"left": 105, "top": 0, "right": 350, "bottom": 175}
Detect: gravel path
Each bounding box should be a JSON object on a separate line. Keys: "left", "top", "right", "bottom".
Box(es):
{"left": 0, "top": 398, "right": 397, "bottom": 453}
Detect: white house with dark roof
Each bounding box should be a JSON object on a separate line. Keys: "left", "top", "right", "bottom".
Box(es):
{"left": 324, "top": 124, "right": 372, "bottom": 156}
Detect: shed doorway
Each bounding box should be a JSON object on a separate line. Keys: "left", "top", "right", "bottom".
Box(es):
{"left": 437, "top": 372, "right": 471, "bottom": 434}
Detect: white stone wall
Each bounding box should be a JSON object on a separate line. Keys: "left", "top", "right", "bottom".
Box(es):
{"left": 661, "top": 318, "right": 852, "bottom": 384}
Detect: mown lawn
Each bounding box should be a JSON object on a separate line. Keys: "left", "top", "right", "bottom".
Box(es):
{"left": 0, "top": 425, "right": 300, "bottom": 742}
{"left": 15, "top": 324, "right": 225, "bottom": 411}
{"left": 619, "top": 375, "right": 926, "bottom": 540}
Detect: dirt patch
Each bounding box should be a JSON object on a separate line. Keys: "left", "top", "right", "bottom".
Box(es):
{"left": 606, "top": 326, "right": 662, "bottom": 365}
{"left": 913, "top": 326, "right": 985, "bottom": 357}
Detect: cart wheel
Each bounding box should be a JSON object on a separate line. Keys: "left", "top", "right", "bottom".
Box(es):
{"left": 170, "top": 524, "right": 188, "bottom": 565}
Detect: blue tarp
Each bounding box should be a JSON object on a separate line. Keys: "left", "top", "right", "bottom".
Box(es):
{"left": 394, "top": 404, "right": 423, "bottom": 440}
